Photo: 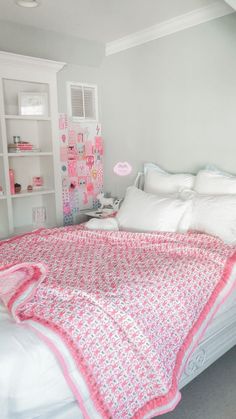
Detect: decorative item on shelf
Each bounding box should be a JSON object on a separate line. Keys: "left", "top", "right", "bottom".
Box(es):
{"left": 14, "top": 183, "right": 21, "bottom": 194}
{"left": 18, "top": 92, "right": 48, "bottom": 116}
{"left": 13, "top": 135, "right": 21, "bottom": 144}
{"left": 0, "top": 186, "right": 3, "bottom": 196}
{"left": 32, "top": 206, "right": 47, "bottom": 227}
{"left": 9, "top": 169, "right": 15, "bottom": 194}
{"left": 8, "top": 140, "right": 40, "bottom": 153}
{"left": 33, "top": 176, "right": 43, "bottom": 189}
{"left": 27, "top": 185, "right": 33, "bottom": 192}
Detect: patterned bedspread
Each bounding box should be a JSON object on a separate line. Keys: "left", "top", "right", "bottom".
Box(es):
{"left": 0, "top": 226, "right": 236, "bottom": 418}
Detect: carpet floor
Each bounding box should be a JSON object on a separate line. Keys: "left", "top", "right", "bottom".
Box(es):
{"left": 159, "top": 346, "right": 236, "bottom": 419}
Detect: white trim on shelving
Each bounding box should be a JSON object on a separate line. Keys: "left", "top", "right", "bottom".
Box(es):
{"left": 105, "top": 0, "right": 234, "bottom": 55}
{"left": 11, "top": 189, "right": 55, "bottom": 198}
{"left": 4, "top": 115, "right": 51, "bottom": 121}
{"left": 8, "top": 152, "right": 53, "bottom": 157}
{"left": 0, "top": 51, "right": 65, "bottom": 73}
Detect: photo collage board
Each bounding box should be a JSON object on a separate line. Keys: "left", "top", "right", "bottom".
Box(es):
{"left": 59, "top": 114, "right": 103, "bottom": 225}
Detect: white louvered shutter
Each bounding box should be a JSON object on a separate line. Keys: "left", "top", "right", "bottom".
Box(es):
{"left": 68, "top": 83, "right": 97, "bottom": 120}
{"left": 83, "top": 86, "right": 96, "bottom": 119}
{"left": 71, "top": 85, "right": 84, "bottom": 117}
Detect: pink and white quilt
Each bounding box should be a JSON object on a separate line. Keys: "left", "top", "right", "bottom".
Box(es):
{"left": 0, "top": 226, "right": 236, "bottom": 419}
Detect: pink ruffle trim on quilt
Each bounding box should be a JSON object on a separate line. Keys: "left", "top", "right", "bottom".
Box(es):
{"left": 0, "top": 261, "right": 47, "bottom": 314}
{"left": 133, "top": 252, "right": 236, "bottom": 418}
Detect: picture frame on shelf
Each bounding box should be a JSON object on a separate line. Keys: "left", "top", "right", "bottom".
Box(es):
{"left": 18, "top": 92, "right": 48, "bottom": 116}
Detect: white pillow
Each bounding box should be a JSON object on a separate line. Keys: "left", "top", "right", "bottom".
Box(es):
{"left": 195, "top": 169, "right": 236, "bottom": 194}
{"left": 116, "top": 186, "right": 191, "bottom": 233}
{"left": 190, "top": 194, "right": 236, "bottom": 244}
{"left": 144, "top": 163, "right": 195, "bottom": 195}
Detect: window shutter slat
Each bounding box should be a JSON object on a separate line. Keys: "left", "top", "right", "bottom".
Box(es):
{"left": 71, "top": 86, "right": 84, "bottom": 118}
{"left": 84, "top": 87, "right": 96, "bottom": 119}
{"left": 69, "top": 83, "right": 97, "bottom": 120}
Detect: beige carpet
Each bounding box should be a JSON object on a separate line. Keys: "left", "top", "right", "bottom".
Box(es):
{"left": 159, "top": 346, "right": 236, "bottom": 419}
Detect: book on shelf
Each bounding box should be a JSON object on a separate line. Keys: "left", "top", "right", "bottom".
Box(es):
{"left": 9, "top": 149, "right": 41, "bottom": 153}
{"left": 8, "top": 142, "right": 41, "bottom": 153}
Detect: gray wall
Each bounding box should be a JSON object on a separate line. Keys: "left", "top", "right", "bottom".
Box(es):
{"left": 101, "top": 13, "right": 236, "bottom": 197}
{"left": 0, "top": 20, "right": 104, "bottom": 66}
{"left": 0, "top": 20, "right": 104, "bottom": 114}
{"left": 2, "top": 15, "right": 236, "bottom": 198}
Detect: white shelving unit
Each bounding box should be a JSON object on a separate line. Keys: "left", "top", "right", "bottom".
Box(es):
{"left": 0, "top": 51, "right": 65, "bottom": 239}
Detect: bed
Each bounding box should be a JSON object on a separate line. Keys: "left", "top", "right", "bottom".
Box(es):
{"left": 1, "top": 165, "right": 236, "bottom": 419}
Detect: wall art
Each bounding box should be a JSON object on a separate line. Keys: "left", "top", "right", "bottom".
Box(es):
{"left": 59, "top": 114, "right": 103, "bottom": 225}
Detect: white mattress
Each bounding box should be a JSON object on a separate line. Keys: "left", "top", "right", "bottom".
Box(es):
{"left": 1, "top": 289, "right": 236, "bottom": 419}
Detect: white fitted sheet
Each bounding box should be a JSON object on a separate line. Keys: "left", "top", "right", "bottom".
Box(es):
{"left": 1, "top": 287, "right": 236, "bottom": 419}
{"left": 0, "top": 304, "right": 74, "bottom": 419}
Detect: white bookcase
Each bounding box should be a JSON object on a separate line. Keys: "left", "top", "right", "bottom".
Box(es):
{"left": 0, "top": 52, "right": 65, "bottom": 239}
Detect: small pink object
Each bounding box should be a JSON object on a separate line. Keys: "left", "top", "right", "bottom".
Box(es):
{"left": 68, "top": 161, "right": 77, "bottom": 177}
{"left": 86, "top": 183, "right": 94, "bottom": 195}
{"left": 86, "top": 155, "right": 94, "bottom": 170}
{"left": 85, "top": 141, "right": 93, "bottom": 155}
{"left": 113, "top": 161, "right": 132, "bottom": 176}
{"left": 95, "top": 136, "right": 103, "bottom": 148}
{"left": 9, "top": 169, "right": 15, "bottom": 194}
{"left": 33, "top": 176, "right": 43, "bottom": 188}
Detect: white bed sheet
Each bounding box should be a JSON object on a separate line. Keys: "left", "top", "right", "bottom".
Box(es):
{"left": 1, "top": 288, "right": 236, "bottom": 419}
{"left": 0, "top": 304, "right": 74, "bottom": 419}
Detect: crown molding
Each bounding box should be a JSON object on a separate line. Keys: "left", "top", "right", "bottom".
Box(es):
{"left": 106, "top": 1, "right": 234, "bottom": 56}
{"left": 0, "top": 51, "right": 65, "bottom": 72}
{"left": 224, "top": 0, "right": 236, "bottom": 10}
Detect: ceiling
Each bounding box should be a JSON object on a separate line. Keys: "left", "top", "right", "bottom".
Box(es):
{"left": 0, "top": 0, "right": 230, "bottom": 43}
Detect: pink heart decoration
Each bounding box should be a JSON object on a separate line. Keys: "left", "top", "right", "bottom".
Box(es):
{"left": 113, "top": 162, "right": 132, "bottom": 176}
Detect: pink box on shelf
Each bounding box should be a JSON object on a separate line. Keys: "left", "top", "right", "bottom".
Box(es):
{"left": 33, "top": 176, "right": 44, "bottom": 188}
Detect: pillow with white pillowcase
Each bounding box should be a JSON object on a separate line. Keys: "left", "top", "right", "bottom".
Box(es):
{"left": 195, "top": 168, "right": 236, "bottom": 194}
{"left": 116, "top": 186, "right": 192, "bottom": 233}
{"left": 189, "top": 194, "right": 236, "bottom": 244}
{"left": 144, "top": 163, "right": 195, "bottom": 195}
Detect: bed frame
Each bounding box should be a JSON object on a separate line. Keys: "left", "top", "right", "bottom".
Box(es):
{"left": 179, "top": 303, "right": 236, "bottom": 388}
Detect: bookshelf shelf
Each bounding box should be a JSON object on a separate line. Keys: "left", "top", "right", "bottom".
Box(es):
{"left": 4, "top": 115, "right": 51, "bottom": 121}
{"left": 11, "top": 189, "right": 55, "bottom": 198}
{"left": 8, "top": 152, "right": 53, "bottom": 157}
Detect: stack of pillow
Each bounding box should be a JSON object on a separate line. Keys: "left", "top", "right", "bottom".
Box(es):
{"left": 87, "top": 163, "right": 236, "bottom": 244}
